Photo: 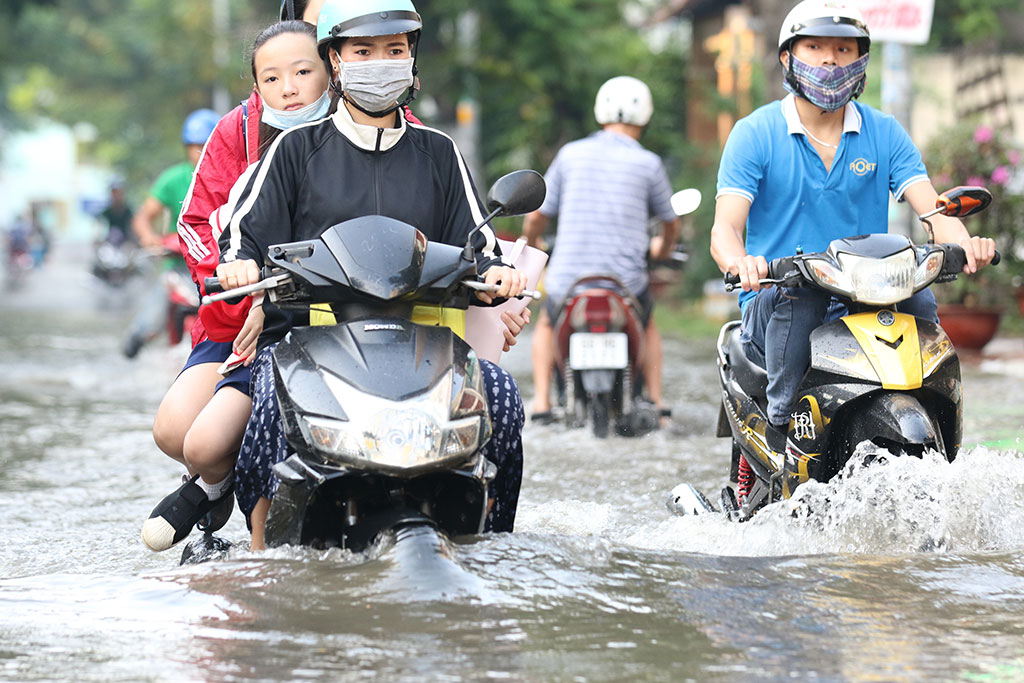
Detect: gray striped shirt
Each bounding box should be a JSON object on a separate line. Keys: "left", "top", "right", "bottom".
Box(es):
{"left": 539, "top": 129, "right": 676, "bottom": 306}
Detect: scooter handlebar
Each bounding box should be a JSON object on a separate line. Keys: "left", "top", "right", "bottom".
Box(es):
{"left": 936, "top": 244, "right": 1000, "bottom": 279}
{"left": 724, "top": 246, "right": 1001, "bottom": 291}
{"left": 204, "top": 276, "right": 224, "bottom": 294}
{"left": 201, "top": 272, "right": 290, "bottom": 306}
{"left": 723, "top": 255, "right": 800, "bottom": 291}
{"left": 201, "top": 276, "right": 246, "bottom": 306}
{"left": 463, "top": 279, "right": 542, "bottom": 300}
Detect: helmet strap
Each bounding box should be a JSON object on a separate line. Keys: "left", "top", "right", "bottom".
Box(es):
{"left": 783, "top": 53, "right": 806, "bottom": 100}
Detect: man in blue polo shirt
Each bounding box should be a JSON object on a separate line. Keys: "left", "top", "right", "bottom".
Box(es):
{"left": 710, "top": 0, "right": 995, "bottom": 447}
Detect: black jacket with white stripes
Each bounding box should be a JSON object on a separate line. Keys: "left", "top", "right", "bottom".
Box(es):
{"left": 219, "top": 104, "right": 503, "bottom": 349}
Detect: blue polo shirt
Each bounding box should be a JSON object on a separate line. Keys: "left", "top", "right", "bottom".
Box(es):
{"left": 716, "top": 95, "right": 929, "bottom": 310}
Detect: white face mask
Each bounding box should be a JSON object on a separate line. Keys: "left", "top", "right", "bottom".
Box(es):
{"left": 261, "top": 89, "right": 331, "bottom": 130}
{"left": 339, "top": 58, "right": 414, "bottom": 114}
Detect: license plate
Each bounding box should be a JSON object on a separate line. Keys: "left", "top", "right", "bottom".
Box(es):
{"left": 569, "top": 332, "right": 628, "bottom": 370}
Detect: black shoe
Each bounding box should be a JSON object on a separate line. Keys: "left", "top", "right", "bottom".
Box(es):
{"left": 122, "top": 332, "right": 145, "bottom": 359}
{"left": 141, "top": 475, "right": 234, "bottom": 552}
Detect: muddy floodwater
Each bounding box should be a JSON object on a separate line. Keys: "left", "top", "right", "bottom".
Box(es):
{"left": 3, "top": 249, "right": 1024, "bottom": 682}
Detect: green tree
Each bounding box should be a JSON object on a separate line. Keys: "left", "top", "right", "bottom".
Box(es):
{"left": 417, "top": 0, "right": 690, "bottom": 179}
{"left": 928, "top": 0, "right": 1024, "bottom": 48}
{"left": 1, "top": 0, "right": 274, "bottom": 195}
{"left": 415, "top": 1, "right": 708, "bottom": 293}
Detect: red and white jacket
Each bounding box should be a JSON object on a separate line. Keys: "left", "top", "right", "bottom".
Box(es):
{"left": 178, "top": 89, "right": 263, "bottom": 344}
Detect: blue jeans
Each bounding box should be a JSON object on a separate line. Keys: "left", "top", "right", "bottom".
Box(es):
{"left": 740, "top": 287, "right": 938, "bottom": 426}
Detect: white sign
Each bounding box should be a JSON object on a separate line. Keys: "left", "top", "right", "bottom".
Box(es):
{"left": 856, "top": 0, "right": 935, "bottom": 45}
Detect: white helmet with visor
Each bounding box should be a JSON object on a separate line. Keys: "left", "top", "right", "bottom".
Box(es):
{"left": 778, "top": 0, "right": 870, "bottom": 56}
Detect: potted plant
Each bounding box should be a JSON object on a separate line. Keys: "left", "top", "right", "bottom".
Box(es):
{"left": 922, "top": 122, "right": 1024, "bottom": 349}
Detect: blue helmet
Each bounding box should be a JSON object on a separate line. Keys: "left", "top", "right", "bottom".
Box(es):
{"left": 181, "top": 108, "right": 219, "bottom": 145}
{"left": 316, "top": 0, "right": 421, "bottom": 54}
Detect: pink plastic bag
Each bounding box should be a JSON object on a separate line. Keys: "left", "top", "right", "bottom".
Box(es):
{"left": 465, "top": 237, "right": 548, "bottom": 364}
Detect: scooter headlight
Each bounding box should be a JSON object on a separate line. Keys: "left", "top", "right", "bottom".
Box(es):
{"left": 304, "top": 415, "right": 365, "bottom": 460}
{"left": 368, "top": 408, "right": 442, "bottom": 466}
{"left": 814, "top": 248, "right": 915, "bottom": 305}
{"left": 302, "top": 370, "right": 488, "bottom": 471}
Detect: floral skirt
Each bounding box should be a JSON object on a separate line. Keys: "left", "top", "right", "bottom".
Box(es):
{"left": 237, "top": 347, "right": 524, "bottom": 534}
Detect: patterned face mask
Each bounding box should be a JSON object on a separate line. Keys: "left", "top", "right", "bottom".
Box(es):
{"left": 783, "top": 52, "right": 869, "bottom": 112}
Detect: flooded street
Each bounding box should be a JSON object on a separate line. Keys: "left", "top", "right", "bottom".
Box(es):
{"left": 3, "top": 249, "right": 1024, "bottom": 682}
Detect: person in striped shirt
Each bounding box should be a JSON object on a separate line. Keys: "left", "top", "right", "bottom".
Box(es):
{"left": 523, "top": 76, "right": 679, "bottom": 422}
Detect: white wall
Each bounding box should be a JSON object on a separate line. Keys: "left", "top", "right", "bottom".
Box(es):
{"left": 0, "top": 120, "right": 111, "bottom": 241}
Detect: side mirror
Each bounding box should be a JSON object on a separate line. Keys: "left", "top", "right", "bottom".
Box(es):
{"left": 934, "top": 186, "right": 992, "bottom": 218}
{"left": 670, "top": 188, "right": 702, "bottom": 217}
{"left": 486, "top": 170, "right": 546, "bottom": 217}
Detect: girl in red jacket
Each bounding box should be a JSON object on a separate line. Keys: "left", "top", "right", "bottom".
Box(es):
{"left": 142, "top": 19, "right": 332, "bottom": 552}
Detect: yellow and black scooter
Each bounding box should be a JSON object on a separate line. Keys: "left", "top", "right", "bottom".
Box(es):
{"left": 671, "top": 186, "right": 998, "bottom": 521}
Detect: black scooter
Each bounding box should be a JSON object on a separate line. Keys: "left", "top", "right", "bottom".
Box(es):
{"left": 196, "top": 170, "right": 545, "bottom": 558}
{"left": 670, "top": 186, "right": 998, "bottom": 521}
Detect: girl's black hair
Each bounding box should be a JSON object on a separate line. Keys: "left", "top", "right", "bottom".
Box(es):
{"left": 250, "top": 20, "right": 320, "bottom": 157}
{"left": 279, "top": 0, "right": 310, "bottom": 21}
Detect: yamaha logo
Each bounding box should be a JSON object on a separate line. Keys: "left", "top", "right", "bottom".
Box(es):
{"left": 877, "top": 310, "right": 895, "bottom": 326}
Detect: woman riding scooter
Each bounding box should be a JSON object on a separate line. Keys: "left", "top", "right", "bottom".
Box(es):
{"left": 212, "top": 0, "right": 529, "bottom": 550}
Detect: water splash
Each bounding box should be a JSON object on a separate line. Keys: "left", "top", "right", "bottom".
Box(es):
{"left": 634, "top": 445, "right": 1024, "bottom": 557}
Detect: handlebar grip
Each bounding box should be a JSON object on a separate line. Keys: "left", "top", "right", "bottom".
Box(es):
{"left": 204, "top": 276, "right": 224, "bottom": 294}
{"left": 724, "top": 273, "right": 740, "bottom": 286}
{"left": 942, "top": 245, "right": 1000, "bottom": 274}
{"left": 202, "top": 275, "right": 246, "bottom": 306}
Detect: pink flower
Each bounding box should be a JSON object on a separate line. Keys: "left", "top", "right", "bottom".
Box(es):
{"left": 991, "top": 166, "right": 1010, "bottom": 185}
{"left": 975, "top": 126, "right": 994, "bottom": 144}
{"left": 1009, "top": 150, "right": 1021, "bottom": 166}
{"left": 967, "top": 176, "right": 986, "bottom": 187}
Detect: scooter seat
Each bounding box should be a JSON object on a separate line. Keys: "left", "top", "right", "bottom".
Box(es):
{"left": 726, "top": 326, "right": 768, "bottom": 399}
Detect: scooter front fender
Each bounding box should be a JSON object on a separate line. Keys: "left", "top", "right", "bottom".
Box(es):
{"left": 839, "top": 391, "right": 942, "bottom": 456}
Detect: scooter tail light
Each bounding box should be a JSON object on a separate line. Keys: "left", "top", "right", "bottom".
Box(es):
{"left": 569, "top": 295, "right": 589, "bottom": 330}
{"left": 607, "top": 296, "right": 626, "bottom": 331}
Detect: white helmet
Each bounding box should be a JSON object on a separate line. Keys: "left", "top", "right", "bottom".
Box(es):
{"left": 594, "top": 76, "right": 653, "bottom": 127}
{"left": 778, "top": 0, "right": 870, "bottom": 55}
